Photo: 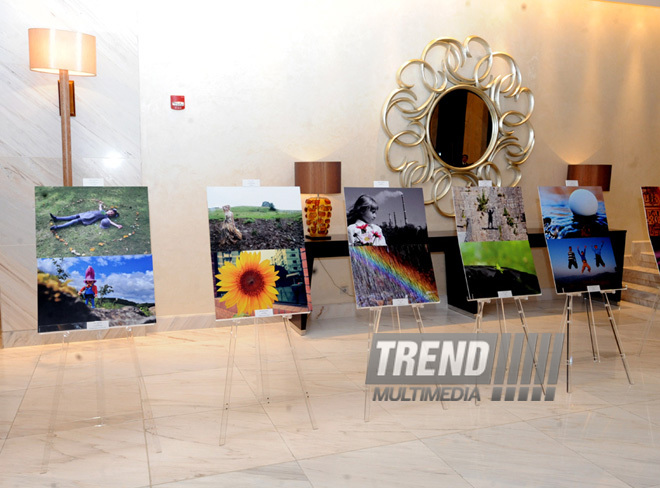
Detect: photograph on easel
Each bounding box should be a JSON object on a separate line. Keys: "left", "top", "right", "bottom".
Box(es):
{"left": 207, "top": 186, "right": 311, "bottom": 319}
{"left": 344, "top": 187, "right": 428, "bottom": 246}
{"left": 641, "top": 186, "right": 660, "bottom": 272}
{"left": 343, "top": 187, "right": 439, "bottom": 308}
{"left": 538, "top": 186, "right": 609, "bottom": 239}
{"left": 349, "top": 244, "right": 439, "bottom": 308}
{"left": 452, "top": 186, "right": 541, "bottom": 300}
{"left": 34, "top": 186, "right": 156, "bottom": 333}
{"left": 539, "top": 186, "right": 622, "bottom": 294}
{"left": 207, "top": 186, "right": 304, "bottom": 253}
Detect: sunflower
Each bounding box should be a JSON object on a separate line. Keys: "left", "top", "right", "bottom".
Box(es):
{"left": 215, "top": 251, "right": 279, "bottom": 315}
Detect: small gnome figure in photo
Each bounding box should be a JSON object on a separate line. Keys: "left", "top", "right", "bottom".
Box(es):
{"left": 78, "top": 266, "right": 98, "bottom": 308}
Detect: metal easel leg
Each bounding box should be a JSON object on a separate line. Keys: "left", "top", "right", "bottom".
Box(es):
{"left": 602, "top": 293, "right": 634, "bottom": 385}
{"left": 126, "top": 327, "right": 161, "bottom": 453}
{"left": 565, "top": 294, "right": 573, "bottom": 393}
{"left": 364, "top": 307, "right": 383, "bottom": 422}
{"left": 586, "top": 293, "right": 600, "bottom": 362}
{"left": 283, "top": 316, "right": 317, "bottom": 430}
{"left": 219, "top": 321, "right": 238, "bottom": 446}
{"left": 514, "top": 298, "right": 545, "bottom": 395}
{"left": 41, "top": 331, "right": 70, "bottom": 474}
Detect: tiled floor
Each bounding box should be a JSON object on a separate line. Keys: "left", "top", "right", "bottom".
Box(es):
{"left": 1, "top": 297, "right": 660, "bottom": 487}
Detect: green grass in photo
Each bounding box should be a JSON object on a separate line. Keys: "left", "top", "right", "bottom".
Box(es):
{"left": 209, "top": 205, "right": 302, "bottom": 221}
{"left": 459, "top": 240, "right": 537, "bottom": 275}
{"left": 35, "top": 186, "right": 151, "bottom": 258}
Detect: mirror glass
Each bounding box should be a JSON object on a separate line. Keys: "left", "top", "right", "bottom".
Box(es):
{"left": 427, "top": 88, "right": 493, "bottom": 168}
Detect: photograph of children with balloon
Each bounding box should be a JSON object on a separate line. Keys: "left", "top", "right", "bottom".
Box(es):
{"left": 539, "top": 186, "right": 622, "bottom": 293}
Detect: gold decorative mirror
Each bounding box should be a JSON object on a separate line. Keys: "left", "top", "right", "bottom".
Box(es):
{"left": 382, "top": 36, "right": 534, "bottom": 217}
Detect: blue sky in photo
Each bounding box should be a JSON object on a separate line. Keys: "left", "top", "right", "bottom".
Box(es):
{"left": 38, "top": 254, "right": 154, "bottom": 303}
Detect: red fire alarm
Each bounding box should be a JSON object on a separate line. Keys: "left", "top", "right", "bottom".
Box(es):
{"left": 170, "top": 95, "right": 185, "bottom": 110}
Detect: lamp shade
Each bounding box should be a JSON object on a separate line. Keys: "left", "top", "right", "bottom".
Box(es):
{"left": 28, "top": 28, "right": 96, "bottom": 76}
{"left": 566, "top": 164, "right": 612, "bottom": 191}
{"left": 294, "top": 161, "right": 341, "bottom": 194}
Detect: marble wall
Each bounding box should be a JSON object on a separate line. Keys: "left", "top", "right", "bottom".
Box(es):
{"left": 0, "top": 1, "right": 141, "bottom": 346}
{"left": 2, "top": 0, "right": 660, "bottom": 347}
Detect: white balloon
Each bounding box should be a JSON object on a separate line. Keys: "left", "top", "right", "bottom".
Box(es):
{"left": 568, "top": 189, "right": 598, "bottom": 217}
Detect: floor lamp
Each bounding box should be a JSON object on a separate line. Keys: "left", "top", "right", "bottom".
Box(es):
{"left": 28, "top": 28, "right": 96, "bottom": 187}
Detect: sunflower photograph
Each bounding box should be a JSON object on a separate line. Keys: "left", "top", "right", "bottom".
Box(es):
{"left": 212, "top": 248, "right": 311, "bottom": 319}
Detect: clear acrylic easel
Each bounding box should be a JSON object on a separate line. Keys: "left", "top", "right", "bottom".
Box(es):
{"left": 41, "top": 326, "right": 160, "bottom": 474}
{"left": 472, "top": 295, "right": 547, "bottom": 399}
{"left": 561, "top": 289, "right": 633, "bottom": 392}
{"left": 638, "top": 292, "right": 660, "bottom": 355}
{"left": 364, "top": 303, "right": 428, "bottom": 421}
{"left": 219, "top": 314, "right": 317, "bottom": 446}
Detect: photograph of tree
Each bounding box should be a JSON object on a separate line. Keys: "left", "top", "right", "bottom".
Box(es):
{"left": 539, "top": 186, "right": 609, "bottom": 239}
{"left": 545, "top": 238, "right": 621, "bottom": 293}
{"left": 207, "top": 186, "right": 304, "bottom": 253}
{"left": 641, "top": 187, "right": 660, "bottom": 272}
{"left": 349, "top": 244, "right": 439, "bottom": 308}
{"left": 344, "top": 187, "right": 428, "bottom": 246}
{"left": 35, "top": 187, "right": 155, "bottom": 333}
{"left": 452, "top": 186, "right": 540, "bottom": 299}
{"left": 211, "top": 248, "right": 311, "bottom": 319}
{"left": 35, "top": 186, "right": 151, "bottom": 258}
{"left": 453, "top": 186, "right": 528, "bottom": 242}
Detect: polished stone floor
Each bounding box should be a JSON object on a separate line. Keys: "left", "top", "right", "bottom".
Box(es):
{"left": 1, "top": 297, "right": 659, "bottom": 487}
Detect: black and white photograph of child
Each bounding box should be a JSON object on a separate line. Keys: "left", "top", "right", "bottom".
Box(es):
{"left": 344, "top": 187, "right": 428, "bottom": 246}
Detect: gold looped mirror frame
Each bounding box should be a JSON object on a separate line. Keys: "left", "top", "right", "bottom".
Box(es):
{"left": 381, "top": 36, "right": 534, "bottom": 217}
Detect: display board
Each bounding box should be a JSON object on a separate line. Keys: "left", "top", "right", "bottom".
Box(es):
{"left": 539, "top": 186, "right": 621, "bottom": 293}
{"left": 207, "top": 186, "right": 311, "bottom": 319}
{"left": 35, "top": 186, "right": 156, "bottom": 333}
{"left": 344, "top": 187, "right": 439, "bottom": 308}
{"left": 641, "top": 186, "right": 660, "bottom": 273}
{"left": 452, "top": 186, "right": 541, "bottom": 300}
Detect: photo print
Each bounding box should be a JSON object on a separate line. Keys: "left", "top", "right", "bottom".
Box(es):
{"left": 344, "top": 187, "right": 428, "bottom": 247}
{"left": 349, "top": 244, "right": 439, "bottom": 308}
{"left": 641, "top": 187, "right": 660, "bottom": 272}
{"left": 211, "top": 248, "right": 311, "bottom": 319}
{"left": 453, "top": 186, "right": 529, "bottom": 243}
{"left": 37, "top": 254, "right": 156, "bottom": 333}
{"left": 538, "top": 186, "right": 609, "bottom": 239}
{"left": 207, "top": 186, "right": 304, "bottom": 253}
{"left": 545, "top": 237, "right": 621, "bottom": 293}
{"left": 35, "top": 186, "right": 151, "bottom": 258}
{"left": 452, "top": 186, "right": 540, "bottom": 300}
{"left": 35, "top": 187, "right": 155, "bottom": 333}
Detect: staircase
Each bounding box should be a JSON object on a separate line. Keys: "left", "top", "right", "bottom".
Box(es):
{"left": 622, "top": 240, "right": 660, "bottom": 307}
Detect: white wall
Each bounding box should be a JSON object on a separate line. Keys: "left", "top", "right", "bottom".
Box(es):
{"left": 2, "top": 0, "right": 660, "bottom": 346}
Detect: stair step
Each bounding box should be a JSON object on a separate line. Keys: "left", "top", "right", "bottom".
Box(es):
{"left": 622, "top": 281, "right": 660, "bottom": 308}
{"left": 631, "top": 240, "right": 653, "bottom": 256}
{"left": 623, "top": 265, "right": 660, "bottom": 286}
{"left": 639, "top": 251, "right": 658, "bottom": 268}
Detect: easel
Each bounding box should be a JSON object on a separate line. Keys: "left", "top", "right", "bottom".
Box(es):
{"left": 472, "top": 295, "right": 548, "bottom": 399}
{"left": 561, "top": 288, "right": 633, "bottom": 392}
{"left": 219, "top": 314, "right": 317, "bottom": 445}
{"left": 364, "top": 303, "right": 431, "bottom": 421}
{"left": 40, "top": 326, "right": 159, "bottom": 474}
